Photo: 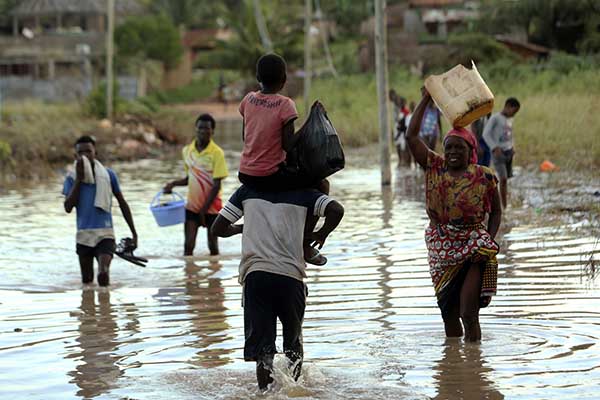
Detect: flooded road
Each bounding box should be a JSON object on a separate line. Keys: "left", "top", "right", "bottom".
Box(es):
{"left": 1, "top": 151, "right": 599, "bottom": 399}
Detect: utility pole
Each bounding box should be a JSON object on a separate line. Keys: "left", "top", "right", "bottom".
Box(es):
{"left": 315, "top": 0, "right": 338, "bottom": 78}
{"left": 106, "top": 0, "right": 115, "bottom": 121}
{"left": 375, "top": 0, "right": 391, "bottom": 186}
{"left": 304, "top": 0, "right": 312, "bottom": 113}
{"left": 253, "top": 0, "right": 273, "bottom": 52}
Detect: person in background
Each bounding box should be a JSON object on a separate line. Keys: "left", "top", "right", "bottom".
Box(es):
{"left": 471, "top": 113, "right": 491, "bottom": 167}
{"left": 419, "top": 87, "right": 443, "bottom": 151}
{"left": 218, "top": 73, "right": 228, "bottom": 110}
{"left": 407, "top": 89, "right": 502, "bottom": 343}
{"left": 393, "top": 95, "right": 411, "bottom": 168}
{"left": 163, "top": 114, "right": 229, "bottom": 256}
{"left": 211, "top": 185, "right": 344, "bottom": 390}
{"left": 402, "top": 100, "right": 417, "bottom": 167}
{"left": 63, "top": 135, "right": 138, "bottom": 286}
{"left": 482, "top": 98, "right": 521, "bottom": 209}
{"left": 389, "top": 89, "right": 401, "bottom": 149}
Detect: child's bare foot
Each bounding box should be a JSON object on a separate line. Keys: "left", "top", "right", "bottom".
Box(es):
{"left": 304, "top": 246, "right": 327, "bottom": 266}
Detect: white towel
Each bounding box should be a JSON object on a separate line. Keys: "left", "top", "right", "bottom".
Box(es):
{"left": 78, "top": 156, "right": 112, "bottom": 213}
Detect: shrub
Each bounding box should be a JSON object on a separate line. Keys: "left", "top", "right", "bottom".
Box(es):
{"left": 0, "top": 139, "right": 12, "bottom": 164}
{"left": 448, "top": 32, "right": 517, "bottom": 65}
{"left": 84, "top": 81, "right": 123, "bottom": 119}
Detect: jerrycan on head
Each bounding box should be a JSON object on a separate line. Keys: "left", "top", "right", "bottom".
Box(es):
{"left": 424, "top": 61, "right": 494, "bottom": 128}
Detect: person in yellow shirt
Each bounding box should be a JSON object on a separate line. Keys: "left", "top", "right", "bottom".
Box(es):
{"left": 164, "top": 114, "right": 229, "bottom": 256}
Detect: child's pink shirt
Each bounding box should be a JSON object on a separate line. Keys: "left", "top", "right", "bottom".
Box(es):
{"left": 239, "top": 91, "right": 298, "bottom": 176}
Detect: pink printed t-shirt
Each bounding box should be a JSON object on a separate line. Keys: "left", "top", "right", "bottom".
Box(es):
{"left": 238, "top": 91, "right": 298, "bottom": 176}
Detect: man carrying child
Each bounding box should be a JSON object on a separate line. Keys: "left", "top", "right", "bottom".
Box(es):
{"left": 211, "top": 185, "right": 344, "bottom": 390}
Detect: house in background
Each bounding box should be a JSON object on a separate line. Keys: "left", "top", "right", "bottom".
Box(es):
{"left": 0, "top": 0, "right": 143, "bottom": 101}
{"left": 359, "top": 0, "right": 550, "bottom": 73}
{"left": 360, "top": 0, "right": 478, "bottom": 72}
{"left": 494, "top": 35, "right": 551, "bottom": 62}
{"left": 161, "top": 28, "right": 231, "bottom": 90}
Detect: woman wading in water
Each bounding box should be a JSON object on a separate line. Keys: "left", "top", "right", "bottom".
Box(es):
{"left": 407, "top": 89, "right": 502, "bottom": 342}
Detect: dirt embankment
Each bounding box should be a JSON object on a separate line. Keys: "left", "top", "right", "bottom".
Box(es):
{"left": 0, "top": 101, "right": 241, "bottom": 184}
{"left": 167, "top": 101, "right": 242, "bottom": 120}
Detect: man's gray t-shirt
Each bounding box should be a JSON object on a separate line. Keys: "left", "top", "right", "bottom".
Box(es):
{"left": 482, "top": 112, "right": 514, "bottom": 151}
{"left": 219, "top": 186, "right": 333, "bottom": 284}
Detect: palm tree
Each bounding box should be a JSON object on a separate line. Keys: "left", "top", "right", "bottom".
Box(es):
{"left": 198, "top": 0, "right": 303, "bottom": 76}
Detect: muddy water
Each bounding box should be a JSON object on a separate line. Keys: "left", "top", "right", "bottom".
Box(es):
{"left": 1, "top": 150, "right": 599, "bottom": 399}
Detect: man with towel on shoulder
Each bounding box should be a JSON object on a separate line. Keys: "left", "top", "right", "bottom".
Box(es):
{"left": 63, "top": 135, "right": 138, "bottom": 286}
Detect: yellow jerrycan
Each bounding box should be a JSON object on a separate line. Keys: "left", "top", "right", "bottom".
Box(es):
{"left": 424, "top": 61, "right": 494, "bottom": 128}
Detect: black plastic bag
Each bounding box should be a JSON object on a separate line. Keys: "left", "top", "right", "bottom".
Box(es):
{"left": 293, "top": 101, "right": 345, "bottom": 180}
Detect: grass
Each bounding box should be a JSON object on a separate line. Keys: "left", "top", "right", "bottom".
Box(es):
{"left": 295, "top": 65, "right": 600, "bottom": 170}
{"left": 1, "top": 62, "right": 599, "bottom": 179}
{"left": 0, "top": 101, "right": 192, "bottom": 180}
{"left": 0, "top": 101, "right": 97, "bottom": 169}
{"left": 147, "top": 69, "right": 242, "bottom": 105}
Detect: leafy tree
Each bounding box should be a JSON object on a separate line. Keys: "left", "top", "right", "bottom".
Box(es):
{"left": 478, "top": 0, "right": 600, "bottom": 54}
{"left": 448, "top": 32, "right": 517, "bottom": 65}
{"left": 0, "top": 0, "right": 18, "bottom": 28}
{"left": 577, "top": 14, "right": 600, "bottom": 54}
{"left": 318, "top": 0, "right": 404, "bottom": 37}
{"left": 146, "top": 0, "right": 239, "bottom": 28}
{"left": 319, "top": 0, "right": 374, "bottom": 36}
{"left": 197, "top": 0, "right": 303, "bottom": 76}
{"left": 115, "top": 15, "right": 183, "bottom": 68}
{"left": 0, "top": 0, "right": 17, "bottom": 14}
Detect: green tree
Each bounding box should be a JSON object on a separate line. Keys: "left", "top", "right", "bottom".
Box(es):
{"left": 319, "top": 0, "right": 404, "bottom": 37}
{"left": 147, "top": 0, "right": 238, "bottom": 28}
{"left": 0, "top": 0, "right": 17, "bottom": 14}
{"left": 577, "top": 14, "right": 600, "bottom": 53}
{"left": 448, "top": 32, "right": 516, "bottom": 65}
{"left": 115, "top": 15, "right": 183, "bottom": 68}
{"left": 478, "top": 0, "right": 600, "bottom": 53}
{"left": 0, "top": 0, "right": 18, "bottom": 27}
{"left": 197, "top": 0, "right": 303, "bottom": 76}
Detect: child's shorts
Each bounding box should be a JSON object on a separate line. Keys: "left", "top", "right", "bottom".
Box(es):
{"left": 76, "top": 238, "right": 115, "bottom": 259}
{"left": 185, "top": 210, "right": 217, "bottom": 227}
{"left": 243, "top": 271, "right": 306, "bottom": 362}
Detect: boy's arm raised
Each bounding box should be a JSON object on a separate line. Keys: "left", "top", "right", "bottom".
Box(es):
{"left": 64, "top": 157, "right": 84, "bottom": 213}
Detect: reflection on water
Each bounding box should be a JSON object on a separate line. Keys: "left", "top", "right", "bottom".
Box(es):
{"left": 433, "top": 340, "right": 503, "bottom": 400}
{"left": 67, "top": 290, "right": 123, "bottom": 399}
{"left": 0, "top": 157, "right": 599, "bottom": 399}
{"left": 183, "top": 260, "right": 232, "bottom": 367}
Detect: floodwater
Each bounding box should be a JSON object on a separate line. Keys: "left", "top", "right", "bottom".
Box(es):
{"left": 1, "top": 148, "right": 599, "bottom": 399}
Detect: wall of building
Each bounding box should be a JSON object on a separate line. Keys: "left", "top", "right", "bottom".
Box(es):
{"left": 0, "top": 75, "right": 138, "bottom": 102}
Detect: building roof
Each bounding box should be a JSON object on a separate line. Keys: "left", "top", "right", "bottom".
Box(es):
{"left": 10, "top": 0, "right": 143, "bottom": 16}
{"left": 495, "top": 35, "right": 551, "bottom": 56}
{"left": 409, "top": 0, "right": 464, "bottom": 7}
